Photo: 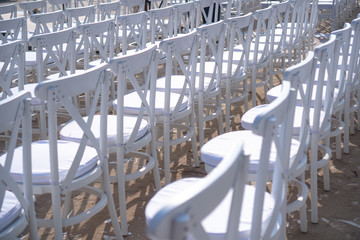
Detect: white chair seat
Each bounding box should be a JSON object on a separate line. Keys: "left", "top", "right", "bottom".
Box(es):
{"left": 146, "top": 178, "right": 277, "bottom": 239}
{"left": 201, "top": 130, "right": 300, "bottom": 173}
{"left": 3, "top": 84, "right": 43, "bottom": 106}
{"left": 0, "top": 191, "right": 22, "bottom": 233}
{"left": 116, "top": 90, "right": 189, "bottom": 116}
{"left": 60, "top": 115, "right": 150, "bottom": 148}
{"left": 25, "top": 51, "right": 49, "bottom": 67}
{"left": 45, "top": 69, "right": 86, "bottom": 81}
{"left": 0, "top": 140, "right": 98, "bottom": 184}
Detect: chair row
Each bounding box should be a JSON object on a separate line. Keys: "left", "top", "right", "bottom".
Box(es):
{"left": 145, "top": 14, "right": 360, "bottom": 239}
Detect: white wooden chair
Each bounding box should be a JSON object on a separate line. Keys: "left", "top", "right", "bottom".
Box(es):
{"left": 318, "top": 0, "right": 342, "bottom": 31}
{"left": 194, "top": 20, "right": 225, "bottom": 148}
{"left": 147, "top": 5, "right": 175, "bottom": 45}
{"left": 195, "top": 0, "right": 216, "bottom": 26}
{"left": 147, "top": 57, "right": 301, "bottom": 238}
{"left": 60, "top": 46, "right": 162, "bottom": 235}
{"left": 344, "top": 15, "right": 360, "bottom": 154}
{"left": 173, "top": 1, "right": 196, "bottom": 36}
{"left": 0, "top": 17, "right": 28, "bottom": 54}
{"left": 29, "top": 10, "right": 66, "bottom": 36}
{"left": 64, "top": 5, "right": 96, "bottom": 28}
{"left": 116, "top": 11, "right": 148, "bottom": 55}
{"left": 0, "top": 4, "right": 17, "bottom": 20}
{"left": 31, "top": 64, "right": 123, "bottom": 239}
{"left": 120, "top": 0, "right": 146, "bottom": 14}
{"left": 154, "top": 31, "right": 200, "bottom": 184}
{"left": 221, "top": 13, "right": 254, "bottom": 132}
{"left": 97, "top": 0, "right": 122, "bottom": 22}
{"left": 74, "top": 0, "right": 94, "bottom": 7}
{"left": 48, "top": 0, "right": 72, "bottom": 11}
{"left": 18, "top": 0, "right": 47, "bottom": 19}
{"left": 202, "top": 52, "right": 316, "bottom": 232}
{"left": 0, "top": 91, "right": 38, "bottom": 240}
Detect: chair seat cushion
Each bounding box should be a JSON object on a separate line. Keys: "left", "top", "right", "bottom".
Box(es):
{"left": 201, "top": 130, "right": 300, "bottom": 173}
{"left": 145, "top": 178, "right": 276, "bottom": 239}
{"left": 0, "top": 140, "right": 99, "bottom": 184}
{"left": 115, "top": 90, "right": 189, "bottom": 116}
{"left": 4, "top": 84, "right": 43, "bottom": 106}
{"left": 0, "top": 191, "right": 22, "bottom": 232}
{"left": 60, "top": 115, "right": 150, "bottom": 147}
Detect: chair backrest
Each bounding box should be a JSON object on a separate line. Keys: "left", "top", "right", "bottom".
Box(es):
{"left": 30, "top": 10, "right": 66, "bottom": 35}
{"left": 331, "top": 23, "right": 352, "bottom": 112}
{"left": 173, "top": 1, "right": 196, "bottom": 36}
{"left": 74, "top": 0, "right": 94, "bottom": 7}
{"left": 76, "top": 19, "right": 115, "bottom": 69}
{"left": 19, "top": 0, "right": 47, "bottom": 19}
{"left": 195, "top": 0, "right": 215, "bottom": 26}
{"left": 196, "top": 20, "right": 225, "bottom": 101}
{"left": 120, "top": 0, "right": 146, "bottom": 14}
{"left": 0, "top": 4, "right": 17, "bottom": 20}
{"left": 48, "top": 0, "right": 72, "bottom": 11}
{"left": 159, "top": 30, "right": 198, "bottom": 117}
{"left": 148, "top": 5, "right": 175, "bottom": 44}
{"left": 347, "top": 16, "right": 360, "bottom": 93}
{"left": 270, "top": 1, "right": 291, "bottom": 56}
{"left": 97, "top": 0, "right": 122, "bottom": 22}
{"left": 29, "top": 27, "right": 77, "bottom": 82}
{"left": 225, "top": 13, "right": 254, "bottom": 81}
{"left": 215, "top": 0, "right": 232, "bottom": 21}
{"left": 149, "top": 0, "right": 167, "bottom": 9}
{"left": 0, "top": 17, "right": 28, "bottom": 48}
{"left": 0, "top": 91, "right": 38, "bottom": 239}
{"left": 251, "top": 6, "right": 274, "bottom": 65}
{"left": 64, "top": 5, "right": 96, "bottom": 28}
{"left": 147, "top": 140, "right": 250, "bottom": 240}
{"left": 109, "top": 45, "right": 158, "bottom": 151}
{"left": 0, "top": 41, "right": 26, "bottom": 100}
{"left": 116, "top": 11, "right": 148, "bottom": 55}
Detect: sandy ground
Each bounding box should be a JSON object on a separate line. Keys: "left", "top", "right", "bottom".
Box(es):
{"left": 1, "top": 0, "right": 360, "bottom": 239}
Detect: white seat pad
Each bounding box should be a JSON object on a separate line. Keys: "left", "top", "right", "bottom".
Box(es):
{"left": 145, "top": 178, "right": 275, "bottom": 240}
{"left": 5, "top": 84, "right": 43, "bottom": 106}
{"left": 60, "top": 115, "right": 150, "bottom": 147}
{"left": 0, "top": 191, "right": 22, "bottom": 232}
{"left": 0, "top": 140, "right": 99, "bottom": 184}
{"left": 201, "top": 130, "right": 300, "bottom": 173}
{"left": 116, "top": 90, "right": 189, "bottom": 116}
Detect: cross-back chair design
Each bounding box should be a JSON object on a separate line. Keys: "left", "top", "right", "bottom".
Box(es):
{"left": 344, "top": 16, "right": 360, "bottom": 154}
{"left": 268, "top": 1, "right": 291, "bottom": 86}
{"left": 19, "top": 0, "right": 47, "bottom": 19}
{"left": 194, "top": 20, "right": 225, "bottom": 148}
{"left": 195, "top": 0, "right": 215, "bottom": 26}
{"left": 301, "top": 0, "right": 318, "bottom": 57}
{"left": 215, "top": 0, "right": 232, "bottom": 21}
{"left": 173, "top": 1, "right": 196, "bottom": 36}
{"left": 0, "top": 4, "right": 17, "bottom": 20}
{"left": 148, "top": 0, "right": 167, "bottom": 10}
{"left": 147, "top": 5, "right": 175, "bottom": 45}
{"left": 0, "top": 91, "right": 38, "bottom": 240}
{"left": 48, "top": 0, "right": 72, "bottom": 11}
{"left": 97, "top": 1, "right": 121, "bottom": 22}
{"left": 221, "top": 13, "right": 253, "bottom": 132}
{"left": 116, "top": 11, "right": 148, "bottom": 55}
{"left": 0, "top": 41, "right": 26, "bottom": 100}
{"left": 155, "top": 30, "right": 200, "bottom": 185}
{"left": 30, "top": 10, "right": 66, "bottom": 36}
{"left": 0, "top": 17, "right": 28, "bottom": 51}
{"left": 204, "top": 52, "right": 316, "bottom": 233}
{"left": 32, "top": 64, "right": 123, "bottom": 239}
{"left": 74, "top": 0, "right": 94, "bottom": 7}
{"left": 76, "top": 19, "right": 115, "bottom": 70}
{"left": 64, "top": 5, "right": 96, "bottom": 28}
{"left": 120, "top": 0, "right": 146, "bottom": 14}
{"left": 60, "top": 46, "right": 162, "bottom": 235}
{"left": 147, "top": 58, "right": 302, "bottom": 238}
{"left": 247, "top": 6, "right": 274, "bottom": 107}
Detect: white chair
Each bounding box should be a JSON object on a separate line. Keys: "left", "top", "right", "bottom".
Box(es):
{"left": 194, "top": 20, "right": 225, "bottom": 148}
{"left": 221, "top": 13, "right": 254, "bottom": 132}
{"left": 202, "top": 52, "right": 316, "bottom": 232}
{"left": 154, "top": 31, "right": 200, "bottom": 184}
{"left": 173, "top": 1, "right": 197, "bottom": 36}
{"left": 0, "top": 4, "right": 17, "bottom": 20}
{"left": 0, "top": 91, "right": 38, "bottom": 240}
{"left": 195, "top": 0, "right": 216, "bottom": 26}
{"left": 48, "top": 0, "right": 72, "bottom": 11}
{"left": 97, "top": 0, "right": 122, "bottom": 22}
{"left": 344, "top": 16, "right": 360, "bottom": 154}
{"left": 318, "top": 0, "right": 342, "bottom": 31}
{"left": 0, "top": 41, "right": 26, "bottom": 100}
{"left": 60, "top": 46, "right": 162, "bottom": 235}
{"left": 31, "top": 64, "right": 123, "bottom": 239}
{"left": 147, "top": 58, "right": 301, "bottom": 238}
{"left": 147, "top": 5, "right": 175, "bottom": 45}
{"left": 18, "top": 0, "right": 47, "bottom": 19}
{"left": 75, "top": 0, "right": 94, "bottom": 7}
{"left": 148, "top": 0, "right": 168, "bottom": 9}
{"left": 120, "top": 0, "right": 146, "bottom": 14}
{"left": 30, "top": 10, "right": 66, "bottom": 36}
{"left": 116, "top": 11, "right": 148, "bottom": 55}
{"left": 64, "top": 5, "right": 96, "bottom": 28}
{"left": 0, "top": 17, "right": 28, "bottom": 50}
{"left": 248, "top": 6, "right": 274, "bottom": 107}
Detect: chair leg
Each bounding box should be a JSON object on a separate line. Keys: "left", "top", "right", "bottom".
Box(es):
{"left": 251, "top": 67, "right": 257, "bottom": 108}
{"left": 163, "top": 117, "right": 171, "bottom": 185}
{"left": 116, "top": 151, "right": 129, "bottom": 235}
{"left": 335, "top": 111, "right": 342, "bottom": 160}
{"left": 190, "top": 111, "right": 200, "bottom": 167}
{"left": 299, "top": 173, "right": 308, "bottom": 233}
